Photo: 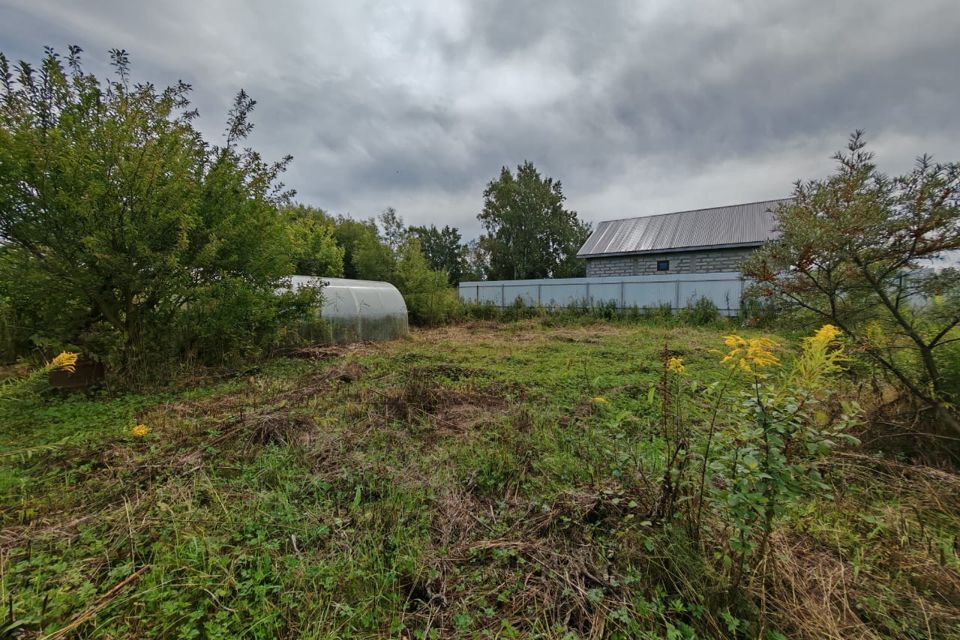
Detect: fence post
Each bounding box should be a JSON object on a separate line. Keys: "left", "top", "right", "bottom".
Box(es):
{"left": 674, "top": 280, "right": 681, "bottom": 311}
{"left": 620, "top": 281, "right": 625, "bottom": 309}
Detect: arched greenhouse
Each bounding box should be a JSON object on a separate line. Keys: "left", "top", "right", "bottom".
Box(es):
{"left": 287, "top": 276, "right": 409, "bottom": 344}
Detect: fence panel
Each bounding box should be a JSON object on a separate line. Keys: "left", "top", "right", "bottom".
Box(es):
{"left": 458, "top": 272, "right": 745, "bottom": 315}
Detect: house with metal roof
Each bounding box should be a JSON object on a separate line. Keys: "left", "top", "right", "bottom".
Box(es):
{"left": 577, "top": 198, "right": 790, "bottom": 277}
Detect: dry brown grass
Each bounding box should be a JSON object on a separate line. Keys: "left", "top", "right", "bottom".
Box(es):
{"left": 755, "top": 451, "right": 960, "bottom": 640}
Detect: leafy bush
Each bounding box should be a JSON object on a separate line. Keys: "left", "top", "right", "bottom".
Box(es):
{"left": 460, "top": 301, "right": 503, "bottom": 321}
{"left": 282, "top": 205, "right": 344, "bottom": 276}
{"left": 593, "top": 299, "right": 619, "bottom": 320}
{"left": 648, "top": 326, "right": 860, "bottom": 607}
{"left": 677, "top": 296, "right": 722, "bottom": 326}
{"left": 641, "top": 302, "right": 674, "bottom": 323}
{"left": 394, "top": 239, "right": 460, "bottom": 326}
{"left": 745, "top": 132, "right": 960, "bottom": 436}
{"left": 0, "top": 47, "right": 308, "bottom": 380}
{"left": 738, "top": 293, "right": 782, "bottom": 328}
{"left": 176, "top": 280, "right": 319, "bottom": 368}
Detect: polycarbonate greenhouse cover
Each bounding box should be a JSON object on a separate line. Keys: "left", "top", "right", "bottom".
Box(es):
{"left": 288, "top": 276, "right": 408, "bottom": 320}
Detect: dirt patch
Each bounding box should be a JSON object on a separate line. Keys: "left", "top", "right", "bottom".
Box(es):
{"left": 287, "top": 345, "right": 348, "bottom": 360}
{"left": 242, "top": 412, "right": 316, "bottom": 447}
{"left": 276, "top": 362, "right": 363, "bottom": 405}
{"left": 381, "top": 376, "right": 506, "bottom": 434}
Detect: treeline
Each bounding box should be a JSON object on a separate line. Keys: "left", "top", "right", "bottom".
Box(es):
{"left": 283, "top": 204, "right": 464, "bottom": 325}
{"left": 0, "top": 47, "right": 591, "bottom": 380}
{"left": 291, "top": 154, "right": 594, "bottom": 289}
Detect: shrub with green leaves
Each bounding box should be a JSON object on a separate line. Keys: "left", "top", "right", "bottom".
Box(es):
{"left": 678, "top": 296, "right": 722, "bottom": 326}
{"left": 705, "top": 327, "right": 860, "bottom": 589}
{"left": 745, "top": 132, "right": 960, "bottom": 436}
{"left": 394, "top": 238, "right": 461, "bottom": 325}
{"left": 0, "top": 47, "right": 309, "bottom": 378}
{"left": 653, "top": 325, "right": 861, "bottom": 602}
{"left": 282, "top": 204, "right": 344, "bottom": 277}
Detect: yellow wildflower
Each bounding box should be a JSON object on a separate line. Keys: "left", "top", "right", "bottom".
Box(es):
{"left": 131, "top": 424, "right": 150, "bottom": 438}
{"left": 666, "top": 356, "right": 685, "bottom": 375}
{"left": 47, "top": 351, "right": 78, "bottom": 374}
{"left": 746, "top": 338, "right": 780, "bottom": 367}
{"left": 724, "top": 335, "right": 747, "bottom": 349}
{"left": 592, "top": 396, "right": 609, "bottom": 404}
{"left": 794, "top": 324, "right": 847, "bottom": 388}
{"left": 721, "top": 334, "right": 780, "bottom": 374}
{"left": 810, "top": 324, "right": 842, "bottom": 347}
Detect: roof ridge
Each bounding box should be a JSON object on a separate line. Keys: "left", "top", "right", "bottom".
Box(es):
{"left": 595, "top": 197, "right": 791, "bottom": 226}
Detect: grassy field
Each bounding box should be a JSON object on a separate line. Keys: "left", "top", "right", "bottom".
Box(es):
{"left": 1, "top": 321, "right": 958, "bottom": 639}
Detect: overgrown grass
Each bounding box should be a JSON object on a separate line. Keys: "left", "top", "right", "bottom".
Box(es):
{"left": 1, "top": 322, "right": 957, "bottom": 639}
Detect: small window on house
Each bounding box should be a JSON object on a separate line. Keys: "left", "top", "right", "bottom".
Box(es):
{"left": 656, "top": 260, "right": 670, "bottom": 272}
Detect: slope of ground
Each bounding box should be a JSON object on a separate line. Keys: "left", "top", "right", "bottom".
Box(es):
{"left": 1, "top": 322, "right": 958, "bottom": 639}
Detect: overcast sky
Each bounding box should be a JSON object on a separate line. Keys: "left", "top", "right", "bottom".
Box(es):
{"left": 2, "top": 0, "right": 958, "bottom": 238}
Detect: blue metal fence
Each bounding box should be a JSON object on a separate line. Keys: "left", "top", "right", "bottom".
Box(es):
{"left": 458, "top": 272, "right": 746, "bottom": 315}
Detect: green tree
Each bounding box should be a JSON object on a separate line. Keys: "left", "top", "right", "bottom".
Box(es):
{"left": 377, "top": 206, "right": 408, "bottom": 253}
{"left": 409, "top": 224, "right": 464, "bottom": 285}
{"left": 744, "top": 132, "right": 960, "bottom": 436}
{"left": 394, "top": 238, "right": 459, "bottom": 324}
{"left": 332, "top": 212, "right": 459, "bottom": 324}
{"left": 282, "top": 204, "right": 344, "bottom": 276}
{"left": 0, "top": 46, "right": 309, "bottom": 372}
{"left": 478, "top": 161, "right": 590, "bottom": 280}
{"left": 333, "top": 217, "right": 396, "bottom": 281}
{"left": 460, "top": 239, "right": 490, "bottom": 281}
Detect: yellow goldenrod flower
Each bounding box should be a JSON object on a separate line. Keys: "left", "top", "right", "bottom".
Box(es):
{"left": 592, "top": 396, "right": 609, "bottom": 404}
{"left": 131, "top": 424, "right": 150, "bottom": 438}
{"left": 792, "top": 324, "right": 848, "bottom": 389}
{"left": 47, "top": 351, "right": 78, "bottom": 374}
{"left": 746, "top": 338, "right": 780, "bottom": 367}
{"left": 666, "top": 356, "right": 685, "bottom": 375}
{"left": 810, "top": 324, "right": 841, "bottom": 348}
{"left": 721, "top": 335, "right": 780, "bottom": 374}
{"left": 724, "top": 335, "right": 747, "bottom": 349}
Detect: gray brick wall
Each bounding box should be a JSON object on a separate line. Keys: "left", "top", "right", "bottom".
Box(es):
{"left": 584, "top": 247, "right": 757, "bottom": 277}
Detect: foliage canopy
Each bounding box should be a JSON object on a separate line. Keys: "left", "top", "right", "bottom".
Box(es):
{"left": 409, "top": 223, "right": 464, "bottom": 285}
{"left": 478, "top": 161, "right": 590, "bottom": 280}
{"left": 0, "top": 46, "right": 313, "bottom": 374}
{"left": 745, "top": 132, "right": 960, "bottom": 435}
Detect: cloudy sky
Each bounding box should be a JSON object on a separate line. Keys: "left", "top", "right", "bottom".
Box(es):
{"left": 2, "top": 0, "right": 958, "bottom": 238}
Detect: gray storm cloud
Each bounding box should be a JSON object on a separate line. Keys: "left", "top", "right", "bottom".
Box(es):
{"left": 1, "top": 0, "right": 957, "bottom": 238}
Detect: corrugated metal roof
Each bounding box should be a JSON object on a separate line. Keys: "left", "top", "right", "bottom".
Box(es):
{"left": 577, "top": 198, "right": 791, "bottom": 258}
